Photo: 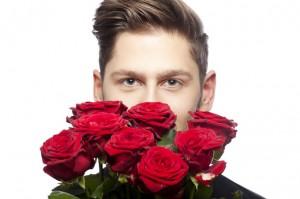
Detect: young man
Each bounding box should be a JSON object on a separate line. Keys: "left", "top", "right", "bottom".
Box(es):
{"left": 92, "top": 0, "right": 264, "bottom": 198}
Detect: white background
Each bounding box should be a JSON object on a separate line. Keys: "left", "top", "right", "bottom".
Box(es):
{"left": 0, "top": 0, "right": 299, "bottom": 198}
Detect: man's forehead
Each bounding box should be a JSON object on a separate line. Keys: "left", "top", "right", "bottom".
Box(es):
{"left": 104, "top": 31, "right": 200, "bottom": 80}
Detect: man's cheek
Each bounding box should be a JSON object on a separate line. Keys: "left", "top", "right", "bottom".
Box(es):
{"left": 112, "top": 95, "right": 140, "bottom": 109}
{"left": 103, "top": 88, "right": 133, "bottom": 106}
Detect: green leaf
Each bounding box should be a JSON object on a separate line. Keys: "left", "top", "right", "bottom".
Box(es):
{"left": 91, "top": 184, "right": 104, "bottom": 199}
{"left": 157, "top": 129, "right": 176, "bottom": 148}
{"left": 185, "top": 177, "right": 213, "bottom": 199}
{"left": 48, "top": 191, "right": 80, "bottom": 199}
{"left": 118, "top": 175, "right": 128, "bottom": 184}
{"left": 85, "top": 173, "right": 102, "bottom": 196}
{"left": 195, "top": 183, "right": 213, "bottom": 199}
{"left": 102, "top": 177, "right": 118, "bottom": 193}
{"left": 213, "top": 149, "right": 224, "bottom": 162}
{"left": 52, "top": 182, "right": 85, "bottom": 196}
{"left": 91, "top": 176, "right": 119, "bottom": 199}
{"left": 78, "top": 176, "right": 86, "bottom": 190}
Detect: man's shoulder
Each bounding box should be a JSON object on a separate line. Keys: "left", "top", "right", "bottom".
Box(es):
{"left": 212, "top": 175, "right": 265, "bottom": 199}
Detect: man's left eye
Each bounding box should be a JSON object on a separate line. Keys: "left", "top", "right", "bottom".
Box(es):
{"left": 167, "top": 79, "right": 179, "bottom": 85}
{"left": 162, "top": 79, "right": 183, "bottom": 89}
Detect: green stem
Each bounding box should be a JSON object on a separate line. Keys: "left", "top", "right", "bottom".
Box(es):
{"left": 189, "top": 185, "right": 195, "bottom": 199}
{"left": 98, "top": 158, "right": 103, "bottom": 182}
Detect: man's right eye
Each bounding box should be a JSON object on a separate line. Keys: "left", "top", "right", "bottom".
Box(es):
{"left": 121, "top": 78, "right": 140, "bottom": 87}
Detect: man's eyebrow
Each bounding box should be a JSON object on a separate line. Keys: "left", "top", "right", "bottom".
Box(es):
{"left": 110, "top": 69, "right": 193, "bottom": 79}
{"left": 157, "top": 69, "right": 193, "bottom": 79}
{"left": 110, "top": 70, "right": 145, "bottom": 79}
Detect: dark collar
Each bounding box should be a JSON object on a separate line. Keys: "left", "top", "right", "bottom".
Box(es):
{"left": 212, "top": 175, "right": 265, "bottom": 199}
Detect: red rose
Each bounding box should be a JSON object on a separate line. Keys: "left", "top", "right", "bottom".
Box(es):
{"left": 188, "top": 111, "right": 237, "bottom": 145}
{"left": 137, "top": 146, "right": 188, "bottom": 193}
{"left": 174, "top": 128, "right": 225, "bottom": 173}
{"left": 67, "top": 101, "right": 127, "bottom": 123}
{"left": 104, "top": 127, "right": 155, "bottom": 174}
{"left": 123, "top": 102, "right": 176, "bottom": 139}
{"left": 70, "top": 112, "right": 128, "bottom": 157}
{"left": 195, "top": 160, "right": 226, "bottom": 186}
{"left": 40, "top": 129, "right": 94, "bottom": 181}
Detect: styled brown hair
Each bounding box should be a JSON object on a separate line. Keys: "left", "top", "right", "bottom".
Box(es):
{"left": 93, "top": 0, "right": 208, "bottom": 85}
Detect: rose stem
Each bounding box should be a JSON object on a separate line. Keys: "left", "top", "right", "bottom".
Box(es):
{"left": 98, "top": 158, "right": 103, "bottom": 181}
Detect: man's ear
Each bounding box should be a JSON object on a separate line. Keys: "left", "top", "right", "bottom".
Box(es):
{"left": 93, "top": 69, "right": 103, "bottom": 101}
{"left": 199, "top": 70, "right": 216, "bottom": 111}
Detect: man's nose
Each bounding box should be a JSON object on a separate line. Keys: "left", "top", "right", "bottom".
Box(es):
{"left": 143, "top": 86, "right": 159, "bottom": 102}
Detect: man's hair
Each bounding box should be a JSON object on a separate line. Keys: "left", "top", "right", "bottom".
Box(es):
{"left": 93, "top": 0, "right": 208, "bottom": 85}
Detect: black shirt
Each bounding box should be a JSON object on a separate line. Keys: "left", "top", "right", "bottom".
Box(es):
{"left": 212, "top": 175, "right": 265, "bottom": 199}
{"left": 101, "top": 167, "right": 265, "bottom": 199}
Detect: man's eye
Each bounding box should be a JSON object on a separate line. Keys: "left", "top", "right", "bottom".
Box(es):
{"left": 167, "top": 79, "right": 178, "bottom": 85}
{"left": 121, "top": 78, "right": 139, "bottom": 86}
{"left": 162, "top": 79, "right": 183, "bottom": 89}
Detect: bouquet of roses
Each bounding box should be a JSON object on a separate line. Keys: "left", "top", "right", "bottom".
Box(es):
{"left": 40, "top": 101, "right": 237, "bottom": 199}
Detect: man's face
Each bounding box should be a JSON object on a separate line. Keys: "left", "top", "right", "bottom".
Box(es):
{"left": 94, "top": 30, "right": 214, "bottom": 131}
